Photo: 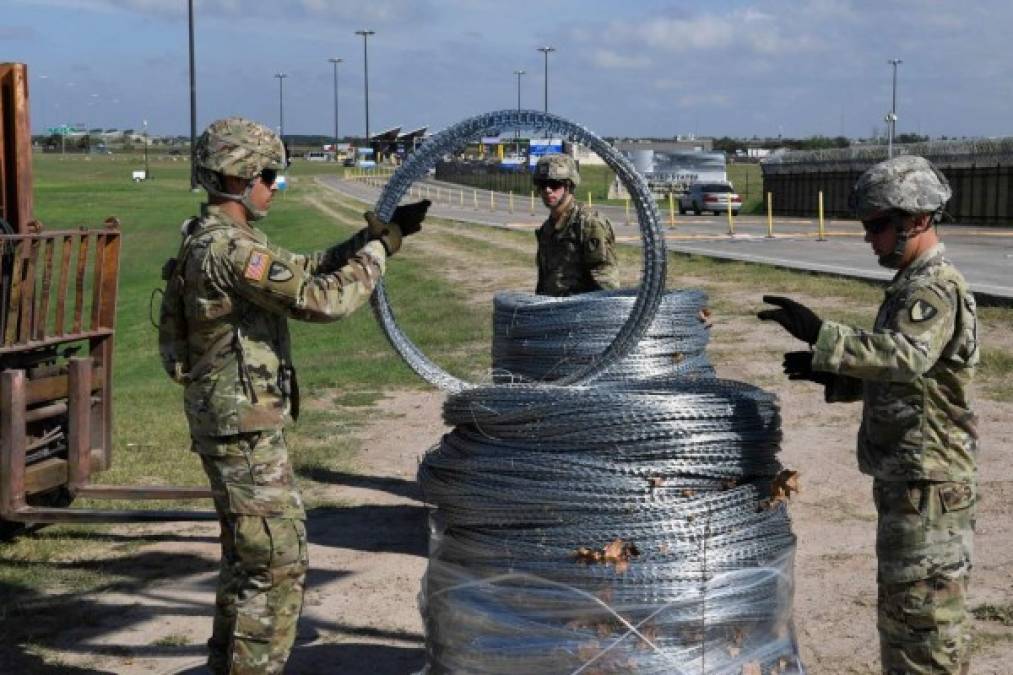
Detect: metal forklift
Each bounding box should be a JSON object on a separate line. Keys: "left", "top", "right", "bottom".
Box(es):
{"left": 0, "top": 62, "right": 212, "bottom": 539}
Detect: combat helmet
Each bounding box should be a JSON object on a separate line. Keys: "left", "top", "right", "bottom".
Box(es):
{"left": 849, "top": 155, "right": 951, "bottom": 268}
{"left": 195, "top": 117, "right": 287, "bottom": 220}
{"left": 533, "top": 153, "right": 580, "bottom": 188}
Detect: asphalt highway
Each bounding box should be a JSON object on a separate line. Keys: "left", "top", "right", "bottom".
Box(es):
{"left": 317, "top": 174, "right": 1013, "bottom": 302}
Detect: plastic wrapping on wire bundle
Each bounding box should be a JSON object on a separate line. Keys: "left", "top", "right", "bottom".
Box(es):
{"left": 417, "top": 381, "right": 805, "bottom": 674}
{"left": 491, "top": 289, "right": 715, "bottom": 384}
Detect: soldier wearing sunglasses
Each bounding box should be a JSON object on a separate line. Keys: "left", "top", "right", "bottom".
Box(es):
{"left": 158, "top": 117, "right": 429, "bottom": 674}
{"left": 532, "top": 153, "right": 619, "bottom": 296}
{"left": 758, "top": 155, "right": 978, "bottom": 674}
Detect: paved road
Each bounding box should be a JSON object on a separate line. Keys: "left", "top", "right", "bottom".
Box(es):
{"left": 317, "top": 174, "right": 1013, "bottom": 301}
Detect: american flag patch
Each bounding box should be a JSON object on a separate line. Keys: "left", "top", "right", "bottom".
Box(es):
{"left": 244, "top": 251, "right": 270, "bottom": 281}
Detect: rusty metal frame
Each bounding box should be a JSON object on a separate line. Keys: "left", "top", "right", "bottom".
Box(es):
{"left": 0, "top": 62, "right": 214, "bottom": 528}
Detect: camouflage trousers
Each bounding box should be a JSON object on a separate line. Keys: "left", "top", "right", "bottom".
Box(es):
{"left": 194, "top": 429, "right": 308, "bottom": 675}
{"left": 873, "top": 479, "right": 975, "bottom": 674}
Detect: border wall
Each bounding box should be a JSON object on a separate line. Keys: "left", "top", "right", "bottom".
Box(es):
{"left": 762, "top": 139, "right": 1013, "bottom": 225}
{"left": 435, "top": 160, "right": 533, "bottom": 195}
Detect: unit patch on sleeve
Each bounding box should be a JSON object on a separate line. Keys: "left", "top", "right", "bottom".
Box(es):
{"left": 244, "top": 250, "right": 270, "bottom": 281}
{"left": 268, "top": 261, "right": 294, "bottom": 282}
{"left": 909, "top": 298, "right": 938, "bottom": 323}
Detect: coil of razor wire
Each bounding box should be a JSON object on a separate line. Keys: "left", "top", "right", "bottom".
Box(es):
{"left": 492, "top": 289, "right": 714, "bottom": 384}
{"left": 418, "top": 380, "right": 803, "bottom": 674}
{"left": 371, "top": 110, "right": 667, "bottom": 393}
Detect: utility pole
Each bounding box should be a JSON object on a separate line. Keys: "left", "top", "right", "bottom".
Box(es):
{"left": 328, "top": 58, "right": 343, "bottom": 152}
{"left": 355, "top": 29, "right": 375, "bottom": 148}
{"left": 886, "top": 58, "right": 902, "bottom": 159}
{"left": 274, "top": 73, "right": 287, "bottom": 139}
{"left": 188, "top": 0, "right": 197, "bottom": 189}
{"left": 537, "top": 46, "right": 555, "bottom": 113}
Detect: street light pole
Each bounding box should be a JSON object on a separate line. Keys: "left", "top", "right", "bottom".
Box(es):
{"left": 537, "top": 46, "right": 555, "bottom": 113}
{"left": 274, "top": 73, "right": 287, "bottom": 139}
{"left": 355, "top": 29, "right": 375, "bottom": 149}
{"left": 328, "top": 58, "right": 343, "bottom": 152}
{"left": 143, "top": 119, "right": 150, "bottom": 180}
{"left": 887, "top": 58, "right": 902, "bottom": 159}
{"left": 513, "top": 70, "right": 525, "bottom": 154}
{"left": 188, "top": 0, "right": 197, "bottom": 189}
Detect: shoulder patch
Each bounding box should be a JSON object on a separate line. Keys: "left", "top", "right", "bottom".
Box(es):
{"left": 244, "top": 250, "right": 271, "bottom": 281}
{"left": 268, "top": 261, "right": 294, "bottom": 282}
{"left": 909, "top": 298, "right": 938, "bottom": 322}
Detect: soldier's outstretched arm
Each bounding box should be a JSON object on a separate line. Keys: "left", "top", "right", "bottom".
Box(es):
{"left": 585, "top": 216, "right": 620, "bottom": 290}
{"left": 812, "top": 282, "right": 958, "bottom": 383}
{"left": 220, "top": 237, "right": 387, "bottom": 323}
{"left": 298, "top": 228, "right": 373, "bottom": 275}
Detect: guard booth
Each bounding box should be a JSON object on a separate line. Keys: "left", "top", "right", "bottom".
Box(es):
{"left": 0, "top": 62, "right": 211, "bottom": 537}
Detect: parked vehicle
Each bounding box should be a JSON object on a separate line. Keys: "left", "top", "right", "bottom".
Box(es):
{"left": 679, "top": 182, "right": 741, "bottom": 215}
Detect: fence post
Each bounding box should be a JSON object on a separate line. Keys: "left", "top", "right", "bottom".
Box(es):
{"left": 625, "top": 197, "right": 631, "bottom": 226}
{"left": 818, "top": 191, "right": 826, "bottom": 241}
{"left": 668, "top": 193, "right": 676, "bottom": 227}
{"left": 766, "top": 191, "right": 774, "bottom": 238}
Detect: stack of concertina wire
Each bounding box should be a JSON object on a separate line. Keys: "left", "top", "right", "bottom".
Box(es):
{"left": 417, "top": 309, "right": 804, "bottom": 674}
{"left": 491, "top": 289, "right": 715, "bottom": 384}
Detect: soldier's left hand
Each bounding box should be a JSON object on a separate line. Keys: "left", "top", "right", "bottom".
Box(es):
{"left": 757, "top": 295, "right": 823, "bottom": 344}
{"left": 782, "top": 351, "right": 834, "bottom": 386}
{"left": 390, "top": 199, "right": 431, "bottom": 236}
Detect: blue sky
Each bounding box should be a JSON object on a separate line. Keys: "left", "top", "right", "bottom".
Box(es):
{"left": 6, "top": 0, "right": 1012, "bottom": 140}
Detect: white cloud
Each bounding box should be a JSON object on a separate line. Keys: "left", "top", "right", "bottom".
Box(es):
{"left": 592, "top": 49, "right": 651, "bottom": 70}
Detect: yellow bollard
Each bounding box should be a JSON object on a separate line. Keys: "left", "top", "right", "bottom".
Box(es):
{"left": 766, "top": 192, "right": 774, "bottom": 238}
{"left": 473, "top": 189, "right": 479, "bottom": 210}
{"left": 727, "top": 196, "right": 735, "bottom": 236}
{"left": 588, "top": 192, "right": 593, "bottom": 208}
{"left": 818, "top": 191, "right": 826, "bottom": 241}
{"left": 625, "top": 197, "right": 631, "bottom": 226}
{"left": 668, "top": 193, "right": 676, "bottom": 227}
{"left": 459, "top": 189, "right": 464, "bottom": 207}
{"left": 509, "top": 191, "right": 515, "bottom": 213}
{"left": 530, "top": 191, "right": 535, "bottom": 215}
{"left": 490, "top": 190, "right": 495, "bottom": 211}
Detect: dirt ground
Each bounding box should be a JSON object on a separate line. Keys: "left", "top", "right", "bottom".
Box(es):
{"left": 16, "top": 196, "right": 1013, "bottom": 674}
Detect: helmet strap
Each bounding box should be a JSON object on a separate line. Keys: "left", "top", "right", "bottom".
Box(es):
{"left": 877, "top": 219, "right": 911, "bottom": 269}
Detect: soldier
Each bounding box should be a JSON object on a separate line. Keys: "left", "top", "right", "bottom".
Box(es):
{"left": 533, "top": 153, "right": 619, "bottom": 296}
{"left": 758, "top": 155, "right": 978, "bottom": 674}
{"left": 158, "top": 117, "right": 429, "bottom": 674}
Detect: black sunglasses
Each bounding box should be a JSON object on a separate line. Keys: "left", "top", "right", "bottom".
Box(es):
{"left": 862, "top": 212, "right": 907, "bottom": 235}
{"left": 258, "top": 168, "right": 278, "bottom": 186}
{"left": 535, "top": 179, "right": 567, "bottom": 190}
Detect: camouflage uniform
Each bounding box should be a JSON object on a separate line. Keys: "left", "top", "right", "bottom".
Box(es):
{"left": 178, "top": 205, "right": 385, "bottom": 674}
{"left": 162, "top": 118, "right": 389, "bottom": 675}
{"left": 535, "top": 200, "right": 619, "bottom": 296}
{"left": 813, "top": 243, "right": 978, "bottom": 674}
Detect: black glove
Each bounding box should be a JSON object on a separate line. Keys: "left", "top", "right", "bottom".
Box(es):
{"left": 782, "top": 351, "right": 835, "bottom": 386}
{"left": 390, "top": 199, "right": 430, "bottom": 237}
{"left": 757, "top": 295, "right": 823, "bottom": 345}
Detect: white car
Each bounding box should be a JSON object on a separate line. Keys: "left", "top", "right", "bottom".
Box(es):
{"left": 679, "top": 182, "right": 741, "bottom": 216}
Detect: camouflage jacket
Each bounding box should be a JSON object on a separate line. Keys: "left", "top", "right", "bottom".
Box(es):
{"left": 171, "top": 204, "right": 386, "bottom": 437}
{"left": 535, "top": 200, "right": 620, "bottom": 296}
{"left": 812, "top": 244, "right": 979, "bottom": 482}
